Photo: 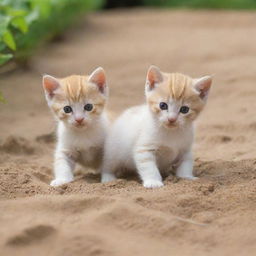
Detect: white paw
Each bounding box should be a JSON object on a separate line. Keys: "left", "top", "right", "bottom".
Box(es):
{"left": 178, "top": 176, "right": 199, "bottom": 180}
{"left": 143, "top": 179, "right": 164, "bottom": 188}
{"left": 50, "top": 178, "right": 73, "bottom": 187}
{"left": 101, "top": 173, "right": 116, "bottom": 183}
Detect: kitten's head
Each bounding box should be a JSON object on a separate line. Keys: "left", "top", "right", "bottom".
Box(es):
{"left": 145, "top": 65, "right": 212, "bottom": 129}
{"left": 42, "top": 67, "right": 108, "bottom": 129}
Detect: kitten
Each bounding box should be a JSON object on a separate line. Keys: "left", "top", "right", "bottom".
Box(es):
{"left": 101, "top": 65, "right": 212, "bottom": 188}
{"left": 42, "top": 67, "right": 109, "bottom": 186}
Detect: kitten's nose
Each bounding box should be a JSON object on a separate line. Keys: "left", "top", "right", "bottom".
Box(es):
{"left": 168, "top": 117, "right": 177, "bottom": 123}
{"left": 75, "top": 118, "right": 84, "bottom": 124}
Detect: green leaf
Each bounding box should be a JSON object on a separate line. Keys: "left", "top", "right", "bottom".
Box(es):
{"left": 0, "top": 53, "right": 13, "bottom": 65}
{"left": 6, "top": 8, "right": 28, "bottom": 17}
{"left": 3, "top": 30, "right": 16, "bottom": 50}
{"left": 11, "top": 17, "right": 28, "bottom": 33}
{"left": 0, "top": 15, "right": 11, "bottom": 37}
{"left": 30, "top": 0, "right": 51, "bottom": 18}
{"left": 25, "top": 8, "right": 40, "bottom": 24}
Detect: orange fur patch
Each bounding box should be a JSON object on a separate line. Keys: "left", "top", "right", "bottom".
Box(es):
{"left": 168, "top": 73, "right": 192, "bottom": 100}
{"left": 60, "top": 75, "right": 88, "bottom": 102}
{"left": 59, "top": 75, "right": 106, "bottom": 104}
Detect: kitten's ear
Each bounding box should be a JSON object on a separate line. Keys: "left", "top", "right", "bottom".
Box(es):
{"left": 146, "top": 65, "right": 163, "bottom": 90}
{"left": 42, "top": 75, "right": 60, "bottom": 98}
{"left": 194, "top": 76, "right": 212, "bottom": 101}
{"left": 88, "top": 67, "right": 107, "bottom": 93}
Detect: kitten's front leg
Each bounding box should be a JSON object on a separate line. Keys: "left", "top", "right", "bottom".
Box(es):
{"left": 176, "top": 151, "right": 197, "bottom": 180}
{"left": 101, "top": 171, "right": 116, "bottom": 183}
{"left": 50, "top": 150, "right": 75, "bottom": 187}
{"left": 134, "top": 146, "right": 163, "bottom": 188}
{"left": 101, "top": 159, "right": 117, "bottom": 183}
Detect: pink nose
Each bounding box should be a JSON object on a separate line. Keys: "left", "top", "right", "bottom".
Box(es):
{"left": 168, "top": 117, "right": 177, "bottom": 123}
{"left": 75, "top": 118, "right": 84, "bottom": 124}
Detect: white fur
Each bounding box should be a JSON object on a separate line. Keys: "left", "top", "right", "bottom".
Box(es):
{"left": 101, "top": 67, "right": 211, "bottom": 188}
{"left": 101, "top": 105, "right": 195, "bottom": 188}
{"left": 43, "top": 67, "right": 109, "bottom": 187}
{"left": 51, "top": 113, "right": 109, "bottom": 186}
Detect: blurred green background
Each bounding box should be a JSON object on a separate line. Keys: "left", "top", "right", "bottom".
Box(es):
{"left": 0, "top": 0, "right": 103, "bottom": 67}
{"left": 0, "top": 0, "right": 256, "bottom": 71}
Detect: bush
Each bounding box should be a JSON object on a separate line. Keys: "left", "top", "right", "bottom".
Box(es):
{"left": 0, "top": 0, "right": 104, "bottom": 102}
{"left": 0, "top": 0, "right": 104, "bottom": 67}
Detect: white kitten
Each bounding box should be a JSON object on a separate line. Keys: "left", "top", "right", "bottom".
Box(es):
{"left": 101, "top": 65, "right": 212, "bottom": 188}
{"left": 42, "top": 67, "right": 109, "bottom": 186}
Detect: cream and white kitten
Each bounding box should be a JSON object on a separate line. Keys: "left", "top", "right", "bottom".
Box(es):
{"left": 42, "top": 67, "right": 109, "bottom": 186}
{"left": 101, "top": 65, "right": 212, "bottom": 188}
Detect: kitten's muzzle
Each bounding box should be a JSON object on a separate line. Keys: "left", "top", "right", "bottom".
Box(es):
{"left": 168, "top": 117, "right": 177, "bottom": 124}
{"left": 164, "top": 116, "right": 178, "bottom": 128}
{"left": 75, "top": 118, "right": 84, "bottom": 125}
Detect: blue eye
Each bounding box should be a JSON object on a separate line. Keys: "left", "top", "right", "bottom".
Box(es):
{"left": 84, "top": 103, "right": 93, "bottom": 111}
{"left": 63, "top": 106, "right": 72, "bottom": 113}
{"left": 159, "top": 102, "right": 168, "bottom": 110}
{"left": 180, "top": 106, "right": 189, "bottom": 114}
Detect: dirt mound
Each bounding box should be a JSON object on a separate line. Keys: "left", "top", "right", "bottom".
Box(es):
{"left": 0, "top": 136, "right": 35, "bottom": 154}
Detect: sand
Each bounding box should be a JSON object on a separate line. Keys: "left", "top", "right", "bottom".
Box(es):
{"left": 1, "top": 9, "right": 256, "bottom": 256}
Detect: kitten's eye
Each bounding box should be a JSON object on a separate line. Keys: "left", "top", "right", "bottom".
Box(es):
{"left": 180, "top": 106, "right": 189, "bottom": 114}
{"left": 159, "top": 102, "right": 168, "bottom": 110}
{"left": 84, "top": 103, "right": 93, "bottom": 111}
{"left": 63, "top": 106, "right": 72, "bottom": 113}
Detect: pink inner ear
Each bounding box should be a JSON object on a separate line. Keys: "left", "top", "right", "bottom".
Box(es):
{"left": 43, "top": 76, "right": 59, "bottom": 97}
{"left": 196, "top": 77, "right": 212, "bottom": 99}
{"left": 148, "top": 72, "right": 156, "bottom": 88}
{"left": 89, "top": 69, "right": 106, "bottom": 93}
{"left": 147, "top": 66, "right": 163, "bottom": 90}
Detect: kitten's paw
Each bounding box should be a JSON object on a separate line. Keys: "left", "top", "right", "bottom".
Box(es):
{"left": 143, "top": 180, "right": 164, "bottom": 188}
{"left": 50, "top": 178, "right": 73, "bottom": 187}
{"left": 101, "top": 173, "right": 116, "bottom": 183}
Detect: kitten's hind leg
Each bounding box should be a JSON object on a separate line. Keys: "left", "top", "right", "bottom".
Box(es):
{"left": 50, "top": 151, "right": 75, "bottom": 186}
{"left": 176, "top": 151, "right": 198, "bottom": 180}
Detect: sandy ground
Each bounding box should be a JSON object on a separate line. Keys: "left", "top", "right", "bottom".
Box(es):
{"left": 1, "top": 9, "right": 256, "bottom": 256}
